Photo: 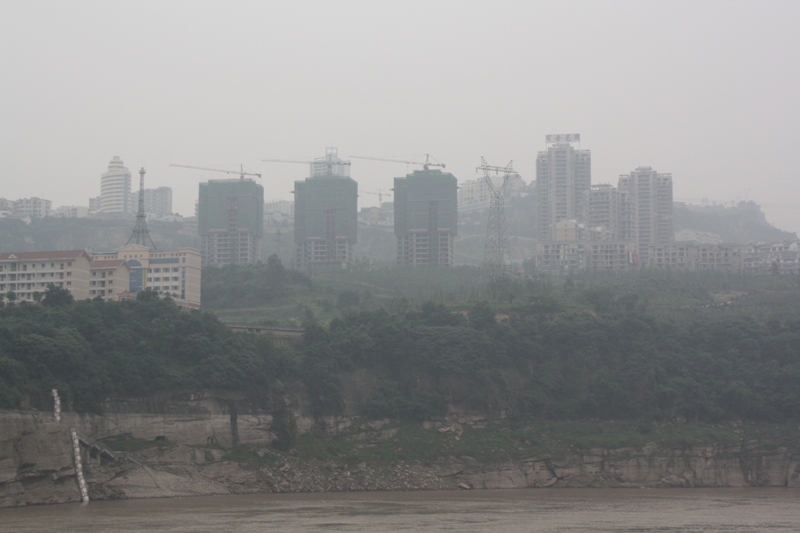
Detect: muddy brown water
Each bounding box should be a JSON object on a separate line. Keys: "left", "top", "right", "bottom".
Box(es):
{"left": 2, "top": 488, "right": 799, "bottom": 532}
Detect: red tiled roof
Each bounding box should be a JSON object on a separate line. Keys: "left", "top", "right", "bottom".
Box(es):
{"left": 0, "top": 250, "right": 88, "bottom": 261}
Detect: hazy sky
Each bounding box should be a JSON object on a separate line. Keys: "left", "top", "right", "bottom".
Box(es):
{"left": 2, "top": 1, "right": 799, "bottom": 232}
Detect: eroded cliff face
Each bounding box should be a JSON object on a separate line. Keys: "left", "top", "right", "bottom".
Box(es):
{"left": 2, "top": 394, "right": 799, "bottom": 507}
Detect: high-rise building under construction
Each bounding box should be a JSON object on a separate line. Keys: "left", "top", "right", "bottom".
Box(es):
{"left": 293, "top": 157, "right": 358, "bottom": 271}
{"left": 394, "top": 168, "right": 458, "bottom": 267}
{"left": 198, "top": 178, "right": 264, "bottom": 266}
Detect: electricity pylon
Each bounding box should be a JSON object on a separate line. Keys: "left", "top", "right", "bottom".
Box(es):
{"left": 477, "top": 157, "right": 517, "bottom": 283}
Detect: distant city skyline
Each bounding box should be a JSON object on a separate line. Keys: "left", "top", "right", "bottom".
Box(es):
{"left": 1, "top": 1, "right": 798, "bottom": 232}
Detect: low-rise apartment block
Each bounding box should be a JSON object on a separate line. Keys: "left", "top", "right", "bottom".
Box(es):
{"left": 535, "top": 241, "right": 633, "bottom": 275}
{"left": 647, "top": 240, "right": 800, "bottom": 274}
{"left": 0, "top": 250, "right": 92, "bottom": 302}
{"left": 0, "top": 245, "right": 202, "bottom": 308}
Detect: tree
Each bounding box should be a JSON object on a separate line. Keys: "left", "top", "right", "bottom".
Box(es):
{"left": 336, "top": 290, "right": 360, "bottom": 309}
{"left": 468, "top": 301, "right": 496, "bottom": 332}
{"left": 5, "top": 291, "right": 16, "bottom": 305}
{"left": 266, "top": 254, "right": 286, "bottom": 287}
{"left": 136, "top": 288, "right": 160, "bottom": 302}
{"left": 42, "top": 284, "right": 74, "bottom": 306}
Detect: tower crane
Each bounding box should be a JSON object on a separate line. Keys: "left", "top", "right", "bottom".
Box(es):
{"left": 170, "top": 163, "right": 261, "bottom": 180}
{"left": 349, "top": 154, "right": 445, "bottom": 170}
{"left": 360, "top": 190, "right": 392, "bottom": 203}
{"left": 263, "top": 147, "right": 351, "bottom": 177}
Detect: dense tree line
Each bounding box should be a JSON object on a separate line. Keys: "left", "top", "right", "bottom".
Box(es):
{"left": 0, "top": 287, "right": 282, "bottom": 411}
{"left": 297, "top": 296, "right": 800, "bottom": 422}
{"left": 2, "top": 279, "right": 800, "bottom": 424}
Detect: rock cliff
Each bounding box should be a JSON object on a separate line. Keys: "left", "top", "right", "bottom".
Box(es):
{"left": 2, "top": 395, "right": 799, "bottom": 507}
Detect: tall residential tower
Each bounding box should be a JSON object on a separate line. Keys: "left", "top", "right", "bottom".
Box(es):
{"left": 618, "top": 167, "right": 673, "bottom": 264}
{"left": 99, "top": 156, "right": 133, "bottom": 217}
{"left": 536, "top": 134, "right": 591, "bottom": 242}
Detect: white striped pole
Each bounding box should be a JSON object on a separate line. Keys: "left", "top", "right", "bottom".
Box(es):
{"left": 70, "top": 428, "right": 89, "bottom": 503}
{"left": 52, "top": 389, "right": 61, "bottom": 423}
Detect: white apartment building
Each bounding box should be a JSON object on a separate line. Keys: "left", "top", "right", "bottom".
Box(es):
{"left": 53, "top": 206, "right": 90, "bottom": 218}
{"left": 13, "top": 197, "right": 52, "bottom": 218}
{"left": 133, "top": 187, "right": 173, "bottom": 217}
{"left": 618, "top": 167, "right": 673, "bottom": 265}
{"left": 0, "top": 198, "right": 13, "bottom": 218}
{"left": 536, "top": 134, "right": 591, "bottom": 242}
{"left": 586, "top": 184, "right": 619, "bottom": 240}
{"left": 99, "top": 156, "right": 133, "bottom": 217}
{"left": 535, "top": 241, "right": 633, "bottom": 275}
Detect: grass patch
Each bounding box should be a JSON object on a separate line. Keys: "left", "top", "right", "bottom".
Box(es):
{"left": 222, "top": 444, "right": 282, "bottom": 467}
{"left": 290, "top": 419, "right": 800, "bottom": 465}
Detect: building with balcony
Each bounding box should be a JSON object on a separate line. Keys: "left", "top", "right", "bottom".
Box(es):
{"left": 0, "top": 250, "right": 92, "bottom": 302}
{"left": 536, "top": 134, "right": 591, "bottom": 243}
{"left": 95, "top": 244, "right": 202, "bottom": 308}
{"left": 618, "top": 167, "right": 673, "bottom": 264}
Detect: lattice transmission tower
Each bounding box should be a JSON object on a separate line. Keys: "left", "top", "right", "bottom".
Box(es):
{"left": 127, "top": 167, "right": 157, "bottom": 248}
{"left": 477, "top": 157, "right": 517, "bottom": 282}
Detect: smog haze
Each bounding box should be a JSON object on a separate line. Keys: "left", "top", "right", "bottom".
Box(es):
{"left": 1, "top": 0, "right": 799, "bottom": 231}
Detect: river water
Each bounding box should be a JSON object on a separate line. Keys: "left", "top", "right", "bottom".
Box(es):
{"left": 2, "top": 488, "right": 799, "bottom": 532}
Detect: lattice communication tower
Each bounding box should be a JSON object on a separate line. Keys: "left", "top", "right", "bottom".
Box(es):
{"left": 127, "top": 167, "right": 157, "bottom": 248}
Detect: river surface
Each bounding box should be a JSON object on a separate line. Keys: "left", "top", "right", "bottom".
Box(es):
{"left": 2, "top": 488, "right": 799, "bottom": 532}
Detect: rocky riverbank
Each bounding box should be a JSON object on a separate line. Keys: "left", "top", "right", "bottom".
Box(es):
{"left": 3, "top": 400, "right": 800, "bottom": 507}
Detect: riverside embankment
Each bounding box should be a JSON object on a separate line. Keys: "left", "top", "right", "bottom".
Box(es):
{"left": 2, "top": 392, "right": 800, "bottom": 507}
